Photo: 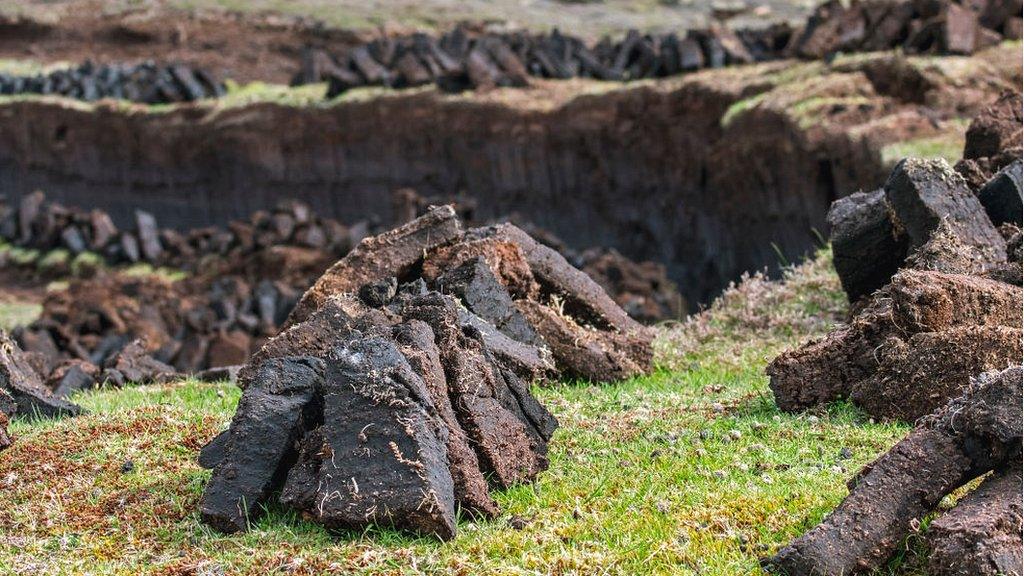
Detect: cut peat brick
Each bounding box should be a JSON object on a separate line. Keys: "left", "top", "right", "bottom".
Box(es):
{"left": 437, "top": 256, "right": 542, "bottom": 346}
{"left": 287, "top": 205, "right": 463, "bottom": 326}
{"left": 297, "top": 336, "right": 457, "bottom": 539}
{"left": 236, "top": 294, "right": 366, "bottom": 389}
{"left": 199, "top": 356, "right": 324, "bottom": 533}
{"left": 457, "top": 308, "right": 554, "bottom": 381}
{"left": 849, "top": 325, "right": 1022, "bottom": 422}
{"left": 392, "top": 319, "right": 498, "bottom": 517}
{"left": 884, "top": 158, "right": 1006, "bottom": 260}
{"left": 466, "top": 223, "right": 647, "bottom": 335}
{"left": 769, "top": 268, "right": 1023, "bottom": 418}
{"left": 516, "top": 299, "right": 651, "bottom": 383}
{"left": 197, "top": 208, "right": 671, "bottom": 539}
{"left": 0, "top": 331, "right": 83, "bottom": 419}
{"left": 763, "top": 366, "right": 1022, "bottom": 576}
{"left": 422, "top": 237, "right": 539, "bottom": 300}
{"left": 977, "top": 158, "right": 1023, "bottom": 227}
{"left": 0, "top": 387, "right": 14, "bottom": 451}
{"left": 889, "top": 269, "right": 1022, "bottom": 333}
{"left": 827, "top": 189, "right": 909, "bottom": 301}
{"left": 401, "top": 293, "right": 554, "bottom": 489}
{"left": 767, "top": 293, "right": 896, "bottom": 412}
{"left": 927, "top": 460, "right": 1023, "bottom": 576}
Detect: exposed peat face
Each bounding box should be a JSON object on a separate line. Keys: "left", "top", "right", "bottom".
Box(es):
{"left": 0, "top": 46, "right": 1016, "bottom": 308}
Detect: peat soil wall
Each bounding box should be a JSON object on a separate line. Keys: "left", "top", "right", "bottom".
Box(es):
{"left": 1, "top": 52, "right": 1010, "bottom": 306}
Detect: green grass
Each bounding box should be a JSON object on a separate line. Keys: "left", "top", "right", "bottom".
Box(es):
{"left": 0, "top": 300, "right": 41, "bottom": 330}
{"left": 880, "top": 128, "right": 967, "bottom": 168}
{"left": 0, "top": 249, "right": 923, "bottom": 575}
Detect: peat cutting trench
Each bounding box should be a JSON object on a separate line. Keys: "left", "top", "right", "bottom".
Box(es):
{"left": 0, "top": 45, "right": 1017, "bottom": 308}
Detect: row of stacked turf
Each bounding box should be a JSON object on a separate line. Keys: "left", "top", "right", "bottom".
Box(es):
{"left": 294, "top": 0, "right": 1021, "bottom": 94}
{"left": 762, "top": 92, "right": 1023, "bottom": 576}
{"left": 0, "top": 0, "right": 1019, "bottom": 103}
{"left": 0, "top": 61, "right": 224, "bottom": 104}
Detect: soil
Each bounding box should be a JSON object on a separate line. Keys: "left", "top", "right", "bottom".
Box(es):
{"left": 1, "top": 47, "right": 1015, "bottom": 309}
{"left": 0, "top": 3, "right": 369, "bottom": 85}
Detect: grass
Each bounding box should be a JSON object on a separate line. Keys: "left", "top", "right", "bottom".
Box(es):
{"left": 880, "top": 125, "right": 968, "bottom": 169}
{"left": 0, "top": 300, "right": 41, "bottom": 330}
{"left": 0, "top": 248, "right": 923, "bottom": 575}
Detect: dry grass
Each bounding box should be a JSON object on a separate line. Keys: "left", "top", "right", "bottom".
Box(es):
{"left": 654, "top": 246, "right": 846, "bottom": 371}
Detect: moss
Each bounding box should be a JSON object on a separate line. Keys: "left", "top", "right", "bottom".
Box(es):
{"left": 36, "top": 248, "right": 70, "bottom": 272}
{"left": 70, "top": 251, "right": 106, "bottom": 278}
{"left": 720, "top": 93, "right": 767, "bottom": 128}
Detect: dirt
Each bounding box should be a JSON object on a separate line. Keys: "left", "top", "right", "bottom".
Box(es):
{"left": 0, "top": 4, "right": 369, "bottom": 85}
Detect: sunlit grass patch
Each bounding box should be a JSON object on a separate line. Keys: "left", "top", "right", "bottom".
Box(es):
{"left": 0, "top": 300, "right": 41, "bottom": 330}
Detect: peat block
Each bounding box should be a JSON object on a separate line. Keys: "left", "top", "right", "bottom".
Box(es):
{"left": 763, "top": 366, "right": 1023, "bottom": 576}
{"left": 884, "top": 158, "right": 1005, "bottom": 260}
{"left": 0, "top": 331, "right": 82, "bottom": 419}
{"left": 827, "top": 189, "right": 908, "bottom": 301}
{"left": 201, "top": 207, "right": 657, "bottom": 537}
